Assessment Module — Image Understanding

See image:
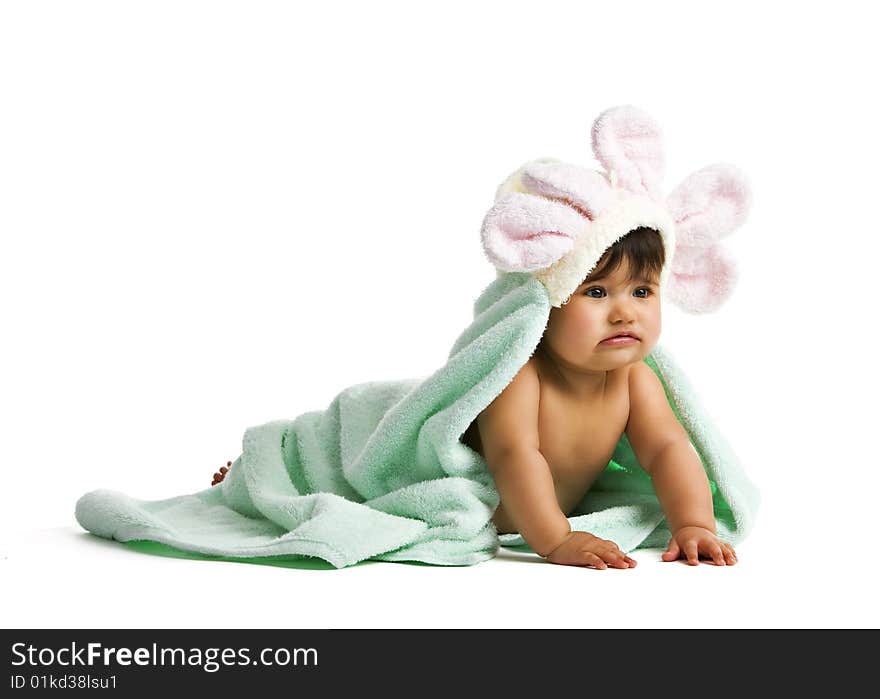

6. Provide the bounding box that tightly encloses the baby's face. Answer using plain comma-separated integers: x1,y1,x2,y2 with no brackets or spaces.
540,259,661,371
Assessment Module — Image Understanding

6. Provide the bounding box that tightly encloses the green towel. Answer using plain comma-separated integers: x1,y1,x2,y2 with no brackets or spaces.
74,272,759,568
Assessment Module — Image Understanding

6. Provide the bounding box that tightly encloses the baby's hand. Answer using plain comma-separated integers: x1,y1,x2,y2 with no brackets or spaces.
662,526,738,566
545,531,637,569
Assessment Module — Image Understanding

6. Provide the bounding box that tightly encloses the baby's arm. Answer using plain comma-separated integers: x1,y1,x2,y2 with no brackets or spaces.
626,361,737,565
478,362,570,557
479,362,635,569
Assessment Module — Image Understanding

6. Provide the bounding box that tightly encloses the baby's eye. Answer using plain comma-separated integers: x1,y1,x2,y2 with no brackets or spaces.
582,286,654,299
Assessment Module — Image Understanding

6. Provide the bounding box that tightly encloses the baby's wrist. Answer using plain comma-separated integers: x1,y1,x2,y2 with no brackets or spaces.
673,523,716,536
539,528,573,558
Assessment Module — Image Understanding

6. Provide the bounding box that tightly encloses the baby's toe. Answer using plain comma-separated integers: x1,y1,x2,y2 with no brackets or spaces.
211,461,233,486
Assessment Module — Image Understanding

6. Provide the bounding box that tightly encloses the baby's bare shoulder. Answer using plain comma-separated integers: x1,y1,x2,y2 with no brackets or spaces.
476,357,541,463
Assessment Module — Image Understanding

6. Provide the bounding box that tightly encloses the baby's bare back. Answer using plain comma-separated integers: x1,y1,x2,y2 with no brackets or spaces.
461,357,632,534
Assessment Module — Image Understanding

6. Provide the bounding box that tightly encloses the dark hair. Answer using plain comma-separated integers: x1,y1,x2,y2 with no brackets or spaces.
583,226,665,285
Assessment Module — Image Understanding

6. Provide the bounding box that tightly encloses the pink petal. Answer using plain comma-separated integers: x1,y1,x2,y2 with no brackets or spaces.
666,244,739,313
521,160,613,219
591,105,665,199
666,163,751,247
481,192,585,272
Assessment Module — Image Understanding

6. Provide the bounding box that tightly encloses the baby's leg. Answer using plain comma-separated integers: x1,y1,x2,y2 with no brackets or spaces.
211,461,233,486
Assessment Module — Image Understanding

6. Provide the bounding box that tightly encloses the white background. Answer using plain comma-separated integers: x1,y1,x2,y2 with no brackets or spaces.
2,0,878,628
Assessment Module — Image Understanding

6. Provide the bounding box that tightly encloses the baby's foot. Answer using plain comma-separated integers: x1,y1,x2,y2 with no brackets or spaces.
211,461,233,486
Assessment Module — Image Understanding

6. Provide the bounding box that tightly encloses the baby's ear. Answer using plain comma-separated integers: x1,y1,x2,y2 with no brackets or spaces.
664,163,751,314
481,192,587,272
520,160,613,219
591,105,665,199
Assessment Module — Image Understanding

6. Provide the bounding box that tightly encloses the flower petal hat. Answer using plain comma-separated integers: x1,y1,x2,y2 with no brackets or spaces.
480,105,752,312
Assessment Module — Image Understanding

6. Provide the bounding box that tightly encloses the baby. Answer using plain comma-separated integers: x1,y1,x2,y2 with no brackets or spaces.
212,225,738,569
203,106,751,570
461,226,738,570
211,228,737,569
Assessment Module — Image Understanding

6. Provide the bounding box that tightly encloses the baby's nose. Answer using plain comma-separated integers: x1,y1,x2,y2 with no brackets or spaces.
610,302,636,321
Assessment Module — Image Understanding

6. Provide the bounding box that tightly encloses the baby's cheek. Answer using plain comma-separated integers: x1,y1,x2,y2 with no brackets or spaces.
648,313,662,340
565,323,603,357
547,311,602,357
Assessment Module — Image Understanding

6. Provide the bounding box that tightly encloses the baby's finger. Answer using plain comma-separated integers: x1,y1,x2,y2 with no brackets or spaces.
582,552,607,570
594,541,625,562
601,551,630,569
597,539,622,555
624,555,637,567
684,540,699,565
723,545,737,565
709,544,726,566
662,539,680,562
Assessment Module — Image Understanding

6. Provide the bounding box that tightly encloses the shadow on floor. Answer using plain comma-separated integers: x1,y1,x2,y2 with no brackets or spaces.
121,539,451,570
121,540,341,570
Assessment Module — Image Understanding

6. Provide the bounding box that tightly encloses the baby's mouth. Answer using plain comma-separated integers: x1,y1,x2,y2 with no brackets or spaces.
599,333,640,346
601,332,640,341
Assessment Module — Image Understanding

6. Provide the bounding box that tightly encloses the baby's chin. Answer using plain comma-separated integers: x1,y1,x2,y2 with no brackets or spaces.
598,357,646,372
